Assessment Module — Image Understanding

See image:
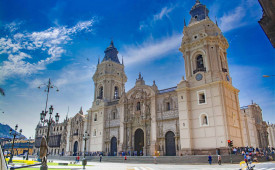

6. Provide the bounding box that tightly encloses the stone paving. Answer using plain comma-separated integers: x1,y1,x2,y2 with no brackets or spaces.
8,156,275,170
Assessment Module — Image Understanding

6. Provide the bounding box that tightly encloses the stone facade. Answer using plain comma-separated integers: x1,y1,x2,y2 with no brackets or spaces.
34,108,86,156
34,0,273,156
66,108,87,156
34,119,68,156
86,1,244,156
258,0,275,48
267,124,275,148
240,103,269,148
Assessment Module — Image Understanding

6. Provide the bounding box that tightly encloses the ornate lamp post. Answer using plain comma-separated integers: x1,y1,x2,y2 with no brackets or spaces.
38,78,59,126
26,137,31,160
40,105,59,170
38,78,59,170
82,131,90,169
8,124,22,164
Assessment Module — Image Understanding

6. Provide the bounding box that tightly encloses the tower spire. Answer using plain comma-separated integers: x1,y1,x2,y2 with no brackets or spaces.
122,56,124,65
79,106,83,115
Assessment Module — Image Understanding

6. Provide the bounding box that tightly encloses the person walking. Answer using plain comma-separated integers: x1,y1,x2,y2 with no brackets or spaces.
100,154,102,162
124,155,127,162
218,155,222,165
208,154,212,165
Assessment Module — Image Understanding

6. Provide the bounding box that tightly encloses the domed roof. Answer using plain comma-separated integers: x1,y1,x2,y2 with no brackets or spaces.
102,40,120,64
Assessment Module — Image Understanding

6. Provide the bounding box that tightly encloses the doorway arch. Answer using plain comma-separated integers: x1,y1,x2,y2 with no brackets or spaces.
134,128,144,156
73,141,78,156
110,137,117,156
165,131,176,156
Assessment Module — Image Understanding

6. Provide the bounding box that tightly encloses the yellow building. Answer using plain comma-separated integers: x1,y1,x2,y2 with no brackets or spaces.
3,139,34,156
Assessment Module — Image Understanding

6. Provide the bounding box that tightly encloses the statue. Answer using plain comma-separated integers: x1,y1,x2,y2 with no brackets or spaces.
40,137,48,170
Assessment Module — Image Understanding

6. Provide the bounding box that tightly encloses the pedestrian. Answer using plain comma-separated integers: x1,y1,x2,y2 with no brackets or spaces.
100,154,102,162
217,155,222,165
77,155,80,163
124,155,127,162
244,154,248,167
208,154,212,165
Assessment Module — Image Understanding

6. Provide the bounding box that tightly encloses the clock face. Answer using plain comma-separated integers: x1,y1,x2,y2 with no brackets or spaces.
226,75,230,81
196,73,203,81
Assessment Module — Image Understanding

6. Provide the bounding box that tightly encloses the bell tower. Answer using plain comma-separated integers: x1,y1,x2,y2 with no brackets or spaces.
177,0,243,155
92,40,127,104
87,41,127,153
180,0,231,84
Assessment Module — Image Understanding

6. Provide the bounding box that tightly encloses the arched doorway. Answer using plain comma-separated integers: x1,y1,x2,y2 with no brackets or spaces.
110,137,117,156
73,141,78,156
134,128,144,156
165,131,176,156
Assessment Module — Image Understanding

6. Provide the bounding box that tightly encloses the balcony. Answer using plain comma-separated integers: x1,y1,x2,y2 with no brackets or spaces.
193,67,206,74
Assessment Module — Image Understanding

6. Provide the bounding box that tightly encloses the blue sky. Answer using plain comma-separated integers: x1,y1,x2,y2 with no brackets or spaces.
0,0,274,138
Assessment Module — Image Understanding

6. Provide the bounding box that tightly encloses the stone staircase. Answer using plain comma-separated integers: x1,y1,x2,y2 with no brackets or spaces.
31,154,274,164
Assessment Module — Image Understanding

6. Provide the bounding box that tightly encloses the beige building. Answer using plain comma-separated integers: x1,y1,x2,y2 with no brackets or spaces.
86,1,243,156
267,123,275,148
34,119,68,156
34,0,273,156
66,107,87,156
240,103,269,149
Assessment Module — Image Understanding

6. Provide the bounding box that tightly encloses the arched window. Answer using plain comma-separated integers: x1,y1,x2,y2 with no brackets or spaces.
203,115,208,125
196,55,204,69
200,113,209,126
94,113,97,121
98,86,103,99
166,102,171,111
113,112,116,120
137,102,141,111
114,86,119,99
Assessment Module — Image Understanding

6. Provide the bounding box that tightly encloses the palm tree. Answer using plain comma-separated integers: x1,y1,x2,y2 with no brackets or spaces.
0,88,5,96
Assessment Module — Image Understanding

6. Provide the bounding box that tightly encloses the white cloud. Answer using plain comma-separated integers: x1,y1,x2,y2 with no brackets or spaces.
153,6,174,21
219,6,246,32
218,0,262,33
121,33,181,65
139,6,175,31
0,19,95,84
4,21,24,32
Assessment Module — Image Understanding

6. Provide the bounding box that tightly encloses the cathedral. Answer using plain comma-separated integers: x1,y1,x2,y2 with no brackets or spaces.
33,0,273,156
86,0,243,156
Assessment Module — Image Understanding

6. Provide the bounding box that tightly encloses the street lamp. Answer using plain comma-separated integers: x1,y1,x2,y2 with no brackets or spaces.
26,137,31,160
38,78,59,170
8,124,22,164
38,78,59,125
82,131,90,169
40,105,60,170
